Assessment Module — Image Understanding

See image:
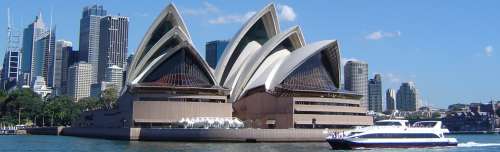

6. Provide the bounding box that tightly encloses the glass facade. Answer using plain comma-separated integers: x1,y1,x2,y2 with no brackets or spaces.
205,40,228,69
79,5,107,84
22,25,34,74
142,48,213,87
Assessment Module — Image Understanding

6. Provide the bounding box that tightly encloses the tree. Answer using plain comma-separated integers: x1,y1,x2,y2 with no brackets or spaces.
0,88,43,126
43,96,81,126
431,112,442,119
78,97,102,111
101,86,118,109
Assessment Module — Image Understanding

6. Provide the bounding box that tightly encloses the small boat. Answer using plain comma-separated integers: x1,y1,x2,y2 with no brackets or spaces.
326,120,458,150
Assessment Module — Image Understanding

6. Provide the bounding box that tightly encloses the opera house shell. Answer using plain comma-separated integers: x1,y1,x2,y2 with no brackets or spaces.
74,3,372,129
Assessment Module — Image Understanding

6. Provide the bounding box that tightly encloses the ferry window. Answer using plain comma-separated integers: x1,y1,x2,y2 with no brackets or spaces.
412,122,437,127
358,133,439,138
374,122,402,126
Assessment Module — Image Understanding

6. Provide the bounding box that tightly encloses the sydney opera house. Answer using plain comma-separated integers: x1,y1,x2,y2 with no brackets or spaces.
74,3,372,129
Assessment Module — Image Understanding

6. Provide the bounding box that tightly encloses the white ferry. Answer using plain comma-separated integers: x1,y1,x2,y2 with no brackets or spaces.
326,120,458,150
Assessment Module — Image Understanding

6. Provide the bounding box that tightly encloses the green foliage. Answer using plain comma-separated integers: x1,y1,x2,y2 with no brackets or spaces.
448,103,467,112
0,88,42,126
431,112,442,119
0,87,121,126
101,86,118,109
77,97,103,111
43,96,81,126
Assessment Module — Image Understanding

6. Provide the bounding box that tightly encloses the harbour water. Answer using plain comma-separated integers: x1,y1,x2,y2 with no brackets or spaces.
1,134,500,152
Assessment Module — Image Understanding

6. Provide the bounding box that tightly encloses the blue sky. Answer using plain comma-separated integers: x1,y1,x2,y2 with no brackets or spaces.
0,0,499,108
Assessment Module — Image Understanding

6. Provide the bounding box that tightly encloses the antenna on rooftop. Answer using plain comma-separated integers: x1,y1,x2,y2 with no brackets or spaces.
7,8,11,29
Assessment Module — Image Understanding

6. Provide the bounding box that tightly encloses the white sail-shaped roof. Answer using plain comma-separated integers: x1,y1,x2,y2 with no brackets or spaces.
127,3,190,83
229,26,305,101
266,40,341,91
240,49,290,97
130,26,191,83
214,3,280,86
132,41,217,86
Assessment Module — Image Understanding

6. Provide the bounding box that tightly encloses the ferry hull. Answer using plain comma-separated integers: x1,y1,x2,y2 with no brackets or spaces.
327,139,458,150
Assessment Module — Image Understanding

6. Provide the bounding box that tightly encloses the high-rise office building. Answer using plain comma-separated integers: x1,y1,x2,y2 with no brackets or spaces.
126,54,134,71
386,88,396,112
97,16,128,83
396,82,421,111
2,9,21,90
2,50,20,90
79,5,107,84
105,65,124,94
68,62,92,102
124,54,134,87
205,40,229,69
368,74,382,112
55,40,72,95
22,13,47,86
32,29,55,87
344,60,368,110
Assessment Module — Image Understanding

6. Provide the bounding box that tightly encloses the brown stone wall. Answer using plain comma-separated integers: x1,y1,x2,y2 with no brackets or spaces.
234,92,294,129
132,101,233,123
235,92,374,129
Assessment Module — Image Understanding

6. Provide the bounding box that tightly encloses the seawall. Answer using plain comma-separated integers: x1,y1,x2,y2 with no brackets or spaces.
27,127,332,142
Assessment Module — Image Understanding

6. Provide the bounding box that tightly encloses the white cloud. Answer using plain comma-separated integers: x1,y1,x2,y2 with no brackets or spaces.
184,1,220,16
208,11,256,24
278,4,296,21
365,31,401,40
485,45,493,57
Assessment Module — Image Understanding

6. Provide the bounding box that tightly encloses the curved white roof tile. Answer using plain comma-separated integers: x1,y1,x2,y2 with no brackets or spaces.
240,49,290,98
223,41,262,88
229,26,305,101
130,26,191,81
267,40,340,91
127,4,190,83
132,41,216,85
214,3,279,86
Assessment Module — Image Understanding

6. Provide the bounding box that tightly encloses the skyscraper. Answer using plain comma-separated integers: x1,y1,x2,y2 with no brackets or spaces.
21,13,47,86
2,8,21,90
79,5,107,84
344,60,368,110
396,82,421,111
55,40,72,95
97,16,128,83
368,74,382,112
32,28,55,87
105,65,124,94
68,62,92,102
126,54,134,71
386,88,396,112
1,50,20,90
205,40,229,69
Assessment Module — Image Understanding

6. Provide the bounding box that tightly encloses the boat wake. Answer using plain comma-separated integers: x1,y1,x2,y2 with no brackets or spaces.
458,141,500,147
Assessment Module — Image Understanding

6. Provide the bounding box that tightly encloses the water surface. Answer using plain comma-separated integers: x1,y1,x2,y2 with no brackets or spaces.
1,134,500,152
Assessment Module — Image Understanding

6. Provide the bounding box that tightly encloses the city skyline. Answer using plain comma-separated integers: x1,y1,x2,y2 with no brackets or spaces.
1,1,500,107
